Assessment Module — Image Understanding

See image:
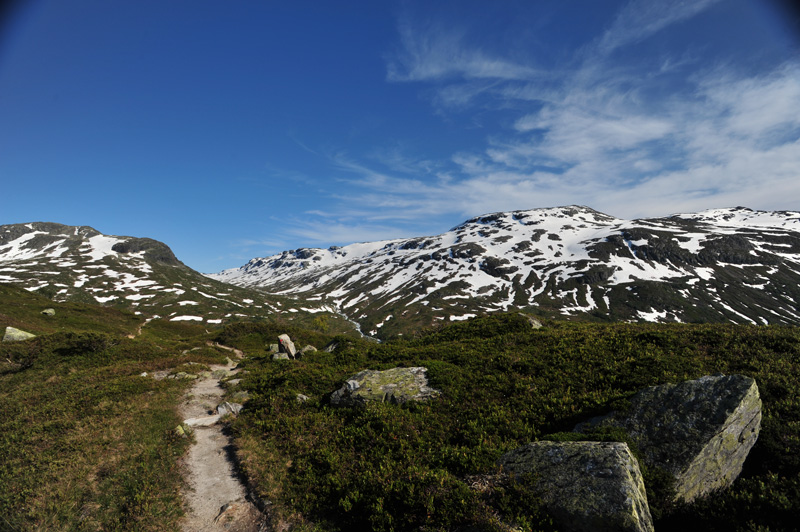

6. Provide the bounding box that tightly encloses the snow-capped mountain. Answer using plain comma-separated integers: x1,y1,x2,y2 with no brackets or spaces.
210,206,800,338
0,222,324,327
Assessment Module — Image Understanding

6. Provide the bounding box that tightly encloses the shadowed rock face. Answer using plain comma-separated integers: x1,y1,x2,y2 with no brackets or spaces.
498,441,653,532
329,367,440,407
579,374,761,502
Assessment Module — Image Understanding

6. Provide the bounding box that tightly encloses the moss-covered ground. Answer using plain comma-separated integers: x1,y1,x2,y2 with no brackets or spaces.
223,316,800,531
3,283,799,531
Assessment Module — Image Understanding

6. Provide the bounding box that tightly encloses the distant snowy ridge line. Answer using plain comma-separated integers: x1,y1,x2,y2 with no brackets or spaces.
209,206,800,337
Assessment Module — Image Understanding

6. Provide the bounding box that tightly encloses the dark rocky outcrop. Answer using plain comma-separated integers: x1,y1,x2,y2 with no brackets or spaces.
111,237,182,265
329,367,440,407
577,374,761,502
498,441,653,532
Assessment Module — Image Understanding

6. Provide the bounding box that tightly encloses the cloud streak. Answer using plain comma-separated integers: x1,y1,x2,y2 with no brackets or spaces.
289,0,799,245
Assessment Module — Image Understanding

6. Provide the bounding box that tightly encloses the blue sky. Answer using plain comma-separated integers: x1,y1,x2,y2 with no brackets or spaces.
1,0,798,273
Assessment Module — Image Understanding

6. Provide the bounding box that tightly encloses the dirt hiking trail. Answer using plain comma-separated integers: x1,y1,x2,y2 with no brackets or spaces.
179,352,264,532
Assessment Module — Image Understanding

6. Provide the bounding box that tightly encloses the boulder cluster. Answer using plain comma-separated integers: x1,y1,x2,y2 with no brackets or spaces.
270,334,317,360
500,374,761,531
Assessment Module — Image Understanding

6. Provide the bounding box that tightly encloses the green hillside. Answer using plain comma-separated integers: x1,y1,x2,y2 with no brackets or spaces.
223,316,800,531
2,286,799,531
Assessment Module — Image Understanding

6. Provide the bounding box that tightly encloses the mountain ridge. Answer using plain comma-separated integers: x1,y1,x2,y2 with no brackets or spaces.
210,205,800,338
0,221,348,332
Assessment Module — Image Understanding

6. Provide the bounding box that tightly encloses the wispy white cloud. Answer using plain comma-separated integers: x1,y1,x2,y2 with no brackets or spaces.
595,0,724,56
386,19,540,83
287,1,799,246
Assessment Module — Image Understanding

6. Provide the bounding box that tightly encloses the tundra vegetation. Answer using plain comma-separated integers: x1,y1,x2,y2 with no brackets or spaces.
1,283,799,531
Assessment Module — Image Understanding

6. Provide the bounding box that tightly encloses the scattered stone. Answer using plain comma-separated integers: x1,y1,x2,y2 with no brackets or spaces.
499,441,653,532
171,372,199,380
229,390,250,402
330,367,440,407
518,313,542,329
3,327,36,342
212,369,230,379
140,372,148,377
278,334,297,358
213,499,264,530
184,414,221,428
296,393,309,403
300,345,317,354
267,343,279,353
217,401,243,417
272,353,291,361
577,374,761,503
174,424,193,437
41,308,56,316
322,340,339,353
226,378,242,387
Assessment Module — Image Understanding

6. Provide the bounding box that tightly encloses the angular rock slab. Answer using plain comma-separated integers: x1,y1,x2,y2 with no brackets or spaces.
278,334,297,357
499,441,653,532
3,326,36,342
580,374,761,502
330,367,440,407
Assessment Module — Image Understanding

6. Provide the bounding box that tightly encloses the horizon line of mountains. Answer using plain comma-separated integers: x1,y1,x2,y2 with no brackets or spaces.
2,205,799,339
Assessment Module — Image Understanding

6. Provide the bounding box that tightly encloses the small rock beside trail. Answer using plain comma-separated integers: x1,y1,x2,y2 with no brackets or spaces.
499,441,653,532
217,401,243,417
3,326,37,342
577,374,761,502
41,308,56,316
184,415,222,428
330,367,440,407
278,334,297,358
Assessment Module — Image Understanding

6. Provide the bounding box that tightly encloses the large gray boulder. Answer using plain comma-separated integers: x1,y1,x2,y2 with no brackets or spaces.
3,327,37,342
329,367,440,407
498,441,653,532
578,374,761,502
278,334,297,358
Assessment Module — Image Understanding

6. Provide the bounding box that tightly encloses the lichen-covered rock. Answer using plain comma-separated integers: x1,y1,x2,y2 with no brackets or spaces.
41,308,56,316
300,345,317,356
272,353,291,361
3,327,36,342
278,334,297,357
329,367,440,407
498,441,653,532
578,374,761,502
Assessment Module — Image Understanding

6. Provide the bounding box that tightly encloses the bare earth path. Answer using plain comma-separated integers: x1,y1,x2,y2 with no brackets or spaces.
179,353,263,532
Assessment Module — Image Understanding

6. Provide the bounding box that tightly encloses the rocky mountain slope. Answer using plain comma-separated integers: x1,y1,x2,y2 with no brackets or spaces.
211,206,800,338
0,222,334,328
